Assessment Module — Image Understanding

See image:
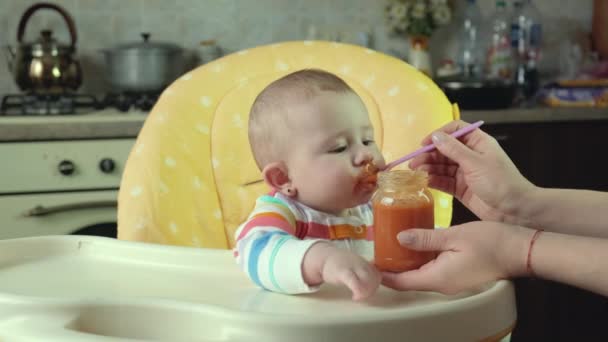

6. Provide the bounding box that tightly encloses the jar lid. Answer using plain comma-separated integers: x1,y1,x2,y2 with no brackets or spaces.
377,170,429,190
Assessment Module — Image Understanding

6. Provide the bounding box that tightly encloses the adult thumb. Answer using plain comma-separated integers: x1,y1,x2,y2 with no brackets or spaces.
397,229,449,252
431,131,478,168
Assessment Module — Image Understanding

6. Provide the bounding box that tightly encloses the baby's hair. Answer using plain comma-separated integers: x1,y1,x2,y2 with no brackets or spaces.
248,69,355,169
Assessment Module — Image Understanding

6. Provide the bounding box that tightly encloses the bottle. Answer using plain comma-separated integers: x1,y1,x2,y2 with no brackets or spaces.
197,39,223,65
408,36,433,77
457,0,483,78
485,0,514,81
511,0,542,100
373,170,436,272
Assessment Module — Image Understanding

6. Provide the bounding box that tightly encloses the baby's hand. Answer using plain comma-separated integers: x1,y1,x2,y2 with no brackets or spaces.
302,243,381,300
321,248,381,301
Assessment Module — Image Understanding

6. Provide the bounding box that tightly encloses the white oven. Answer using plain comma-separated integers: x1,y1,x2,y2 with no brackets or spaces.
0,138,135,239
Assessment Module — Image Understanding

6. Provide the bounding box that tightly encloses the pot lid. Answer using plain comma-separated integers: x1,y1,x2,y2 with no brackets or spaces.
112,33,181,53
29,30,74,56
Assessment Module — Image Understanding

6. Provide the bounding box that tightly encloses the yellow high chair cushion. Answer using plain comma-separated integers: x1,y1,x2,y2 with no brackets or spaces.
117,41,459,249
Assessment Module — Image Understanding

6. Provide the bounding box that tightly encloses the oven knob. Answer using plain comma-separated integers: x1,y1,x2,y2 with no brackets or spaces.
58,160,75,176
99,158,116,173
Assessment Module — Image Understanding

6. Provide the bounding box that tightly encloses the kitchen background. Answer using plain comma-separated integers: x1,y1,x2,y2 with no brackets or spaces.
0,0,594,96
0,1,607,341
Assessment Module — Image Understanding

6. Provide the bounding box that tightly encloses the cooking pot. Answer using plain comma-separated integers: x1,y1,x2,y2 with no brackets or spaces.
4,2,82,94
103,33,185,93
437,77,516,110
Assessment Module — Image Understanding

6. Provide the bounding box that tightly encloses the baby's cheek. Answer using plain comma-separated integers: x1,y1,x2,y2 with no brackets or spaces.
318,173,349,194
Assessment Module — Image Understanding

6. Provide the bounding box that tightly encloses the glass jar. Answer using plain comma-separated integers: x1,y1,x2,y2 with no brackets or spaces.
372,170,436,272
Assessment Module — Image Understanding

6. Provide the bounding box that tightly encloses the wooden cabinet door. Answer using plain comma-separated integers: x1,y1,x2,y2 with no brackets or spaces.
452,119,608,341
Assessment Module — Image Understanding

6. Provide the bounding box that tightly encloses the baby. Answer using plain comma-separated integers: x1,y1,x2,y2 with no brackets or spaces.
234,69,386,300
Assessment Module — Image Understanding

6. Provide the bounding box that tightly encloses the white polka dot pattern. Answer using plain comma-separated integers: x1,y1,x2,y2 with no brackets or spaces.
193,176,202,189
159,181,169,194
417,82,430,92
164,157,176,168
232,114,244,128
388,85,400,97
196,123,210,135
339,65,352,75
134,143,144,155
275,60,289,71
155,112,167,123
130,186,142,198
211,63,225,73
200,96,213,108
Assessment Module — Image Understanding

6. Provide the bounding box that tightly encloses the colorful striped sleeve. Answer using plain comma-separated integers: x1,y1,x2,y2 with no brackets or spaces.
233,195,321,294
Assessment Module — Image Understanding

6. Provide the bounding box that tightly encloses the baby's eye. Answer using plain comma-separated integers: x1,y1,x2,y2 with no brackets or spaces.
363,139,375,146
328,145,347,153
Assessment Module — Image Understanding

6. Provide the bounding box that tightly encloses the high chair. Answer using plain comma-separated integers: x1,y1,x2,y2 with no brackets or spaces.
0,41,515,341
117,40,460,248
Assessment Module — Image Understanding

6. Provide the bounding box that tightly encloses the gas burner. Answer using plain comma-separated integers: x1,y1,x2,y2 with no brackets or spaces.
102,92,159,112
0,93,103,116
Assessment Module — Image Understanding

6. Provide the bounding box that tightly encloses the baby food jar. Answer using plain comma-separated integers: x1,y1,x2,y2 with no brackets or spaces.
372,170,436,272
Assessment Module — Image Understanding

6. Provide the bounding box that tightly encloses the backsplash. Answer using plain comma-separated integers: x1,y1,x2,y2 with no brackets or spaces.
0,0,593,95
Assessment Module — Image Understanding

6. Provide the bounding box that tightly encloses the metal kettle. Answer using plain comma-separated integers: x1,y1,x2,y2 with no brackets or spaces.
4,2,82,94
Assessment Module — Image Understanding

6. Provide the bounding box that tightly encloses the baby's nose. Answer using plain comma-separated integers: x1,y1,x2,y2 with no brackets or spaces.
354,149,373,166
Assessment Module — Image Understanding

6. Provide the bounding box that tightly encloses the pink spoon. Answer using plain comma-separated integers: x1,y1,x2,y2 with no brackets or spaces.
382,120,484,171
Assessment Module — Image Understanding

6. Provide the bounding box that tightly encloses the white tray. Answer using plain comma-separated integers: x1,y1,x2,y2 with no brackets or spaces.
0,236,516,341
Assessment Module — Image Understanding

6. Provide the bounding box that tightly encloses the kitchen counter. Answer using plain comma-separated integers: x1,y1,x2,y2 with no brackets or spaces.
1,107,607,142
461,106,608,124
0,109,147,142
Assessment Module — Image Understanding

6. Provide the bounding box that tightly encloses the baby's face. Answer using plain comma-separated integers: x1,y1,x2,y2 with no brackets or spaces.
285,91,385,214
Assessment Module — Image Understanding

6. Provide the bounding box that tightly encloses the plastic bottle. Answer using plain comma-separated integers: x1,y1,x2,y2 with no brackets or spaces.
457,0,484,78
485,0,514,81
511,0,542,99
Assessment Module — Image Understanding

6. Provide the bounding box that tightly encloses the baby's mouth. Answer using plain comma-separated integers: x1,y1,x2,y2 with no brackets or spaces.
357,162,379,191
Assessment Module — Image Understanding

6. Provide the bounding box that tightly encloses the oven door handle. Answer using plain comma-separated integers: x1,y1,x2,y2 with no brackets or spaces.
22,200,118,217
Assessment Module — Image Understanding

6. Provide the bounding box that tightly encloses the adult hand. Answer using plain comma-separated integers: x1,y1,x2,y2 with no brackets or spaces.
410,120,535,224
382,222,533,294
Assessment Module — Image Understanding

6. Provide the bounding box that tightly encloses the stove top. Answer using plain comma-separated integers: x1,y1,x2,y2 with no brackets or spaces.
0,92,160,116
102,92,160,112
0,94,103,116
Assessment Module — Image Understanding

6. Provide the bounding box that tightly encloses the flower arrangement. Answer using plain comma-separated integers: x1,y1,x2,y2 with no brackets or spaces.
385,0,452,37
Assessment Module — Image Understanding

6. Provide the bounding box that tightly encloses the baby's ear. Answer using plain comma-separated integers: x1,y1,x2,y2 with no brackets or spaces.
262,162,294,197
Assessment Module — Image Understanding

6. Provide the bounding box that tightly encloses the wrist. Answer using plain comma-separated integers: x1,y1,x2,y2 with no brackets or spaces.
504,226,537,278
301,242,335,285
507,184,544,227
525,229,544,278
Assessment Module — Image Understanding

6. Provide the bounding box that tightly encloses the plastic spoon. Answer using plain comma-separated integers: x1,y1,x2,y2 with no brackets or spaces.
382,120,484,171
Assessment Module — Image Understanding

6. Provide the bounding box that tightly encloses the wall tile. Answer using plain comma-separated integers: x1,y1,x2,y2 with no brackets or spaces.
0,0,595,95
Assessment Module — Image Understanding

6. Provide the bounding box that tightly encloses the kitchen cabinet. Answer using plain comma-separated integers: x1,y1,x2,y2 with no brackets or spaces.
452,118,608,341
0,113,141,240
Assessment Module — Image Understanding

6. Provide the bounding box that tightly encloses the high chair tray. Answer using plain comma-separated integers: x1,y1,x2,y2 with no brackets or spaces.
0,235,515,341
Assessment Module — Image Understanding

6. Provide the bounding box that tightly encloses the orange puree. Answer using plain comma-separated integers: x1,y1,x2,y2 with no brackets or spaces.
373,201,436,272
361,162,379,185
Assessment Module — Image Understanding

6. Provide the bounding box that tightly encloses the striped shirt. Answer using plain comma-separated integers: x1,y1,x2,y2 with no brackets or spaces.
234,192,373,294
